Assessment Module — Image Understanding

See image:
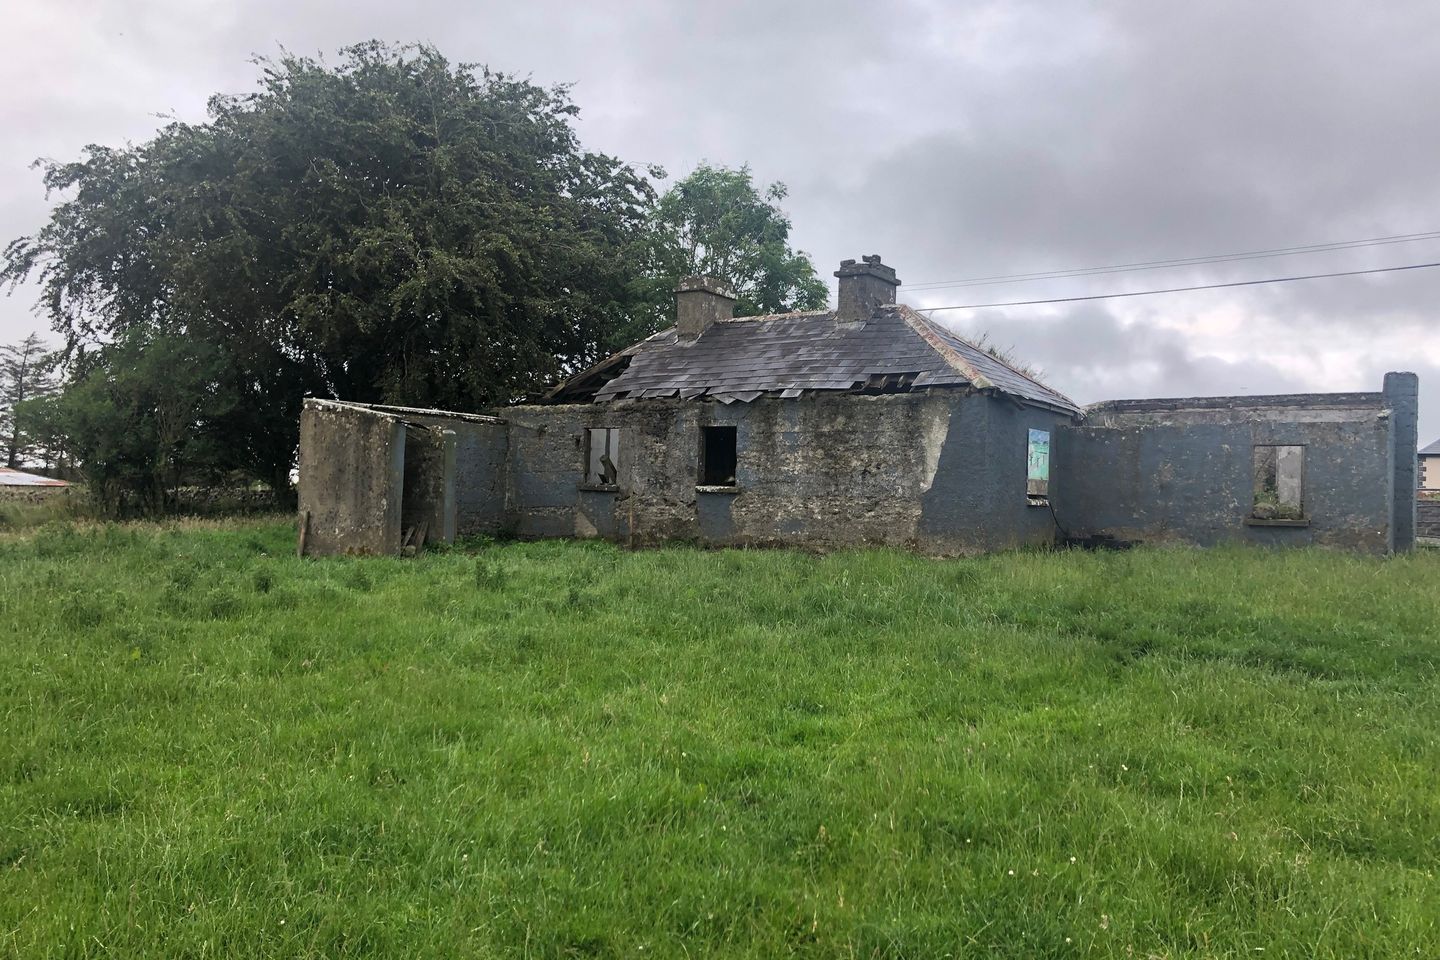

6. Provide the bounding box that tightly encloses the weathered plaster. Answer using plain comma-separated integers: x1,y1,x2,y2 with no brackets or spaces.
500,392,1063,552
1053,398,1398,553
296,377,1418,557
298,401,406,555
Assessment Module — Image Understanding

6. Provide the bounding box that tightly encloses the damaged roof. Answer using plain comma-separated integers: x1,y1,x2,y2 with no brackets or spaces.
548,303,1080,415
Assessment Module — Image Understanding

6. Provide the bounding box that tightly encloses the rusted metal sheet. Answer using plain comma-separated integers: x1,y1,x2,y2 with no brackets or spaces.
0,468,69,487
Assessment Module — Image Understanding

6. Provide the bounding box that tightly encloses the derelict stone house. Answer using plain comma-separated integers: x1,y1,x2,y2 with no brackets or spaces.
297,256,1419,556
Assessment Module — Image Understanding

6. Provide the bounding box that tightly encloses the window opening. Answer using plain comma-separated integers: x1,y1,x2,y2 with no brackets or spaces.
584,427,620,486
1027,428,1050,500
1252,445,1303,519
699,425,738,487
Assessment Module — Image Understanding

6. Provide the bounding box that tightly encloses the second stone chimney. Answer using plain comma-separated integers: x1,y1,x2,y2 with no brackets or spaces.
834,255,900,322
675,276,737,341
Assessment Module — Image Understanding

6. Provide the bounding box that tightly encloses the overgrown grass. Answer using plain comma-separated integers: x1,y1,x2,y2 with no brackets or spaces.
0,497,91,531
2,521,1438,958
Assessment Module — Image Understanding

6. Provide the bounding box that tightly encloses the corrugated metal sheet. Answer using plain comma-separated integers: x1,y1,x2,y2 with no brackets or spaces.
556,303,1079,415
0,468,69,487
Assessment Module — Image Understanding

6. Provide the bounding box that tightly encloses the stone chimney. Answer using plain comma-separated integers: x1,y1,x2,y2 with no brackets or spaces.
834,255,900,322
675,276,737,341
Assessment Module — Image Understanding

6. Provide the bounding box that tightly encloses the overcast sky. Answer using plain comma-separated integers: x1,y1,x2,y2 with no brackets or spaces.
4,0,1439,438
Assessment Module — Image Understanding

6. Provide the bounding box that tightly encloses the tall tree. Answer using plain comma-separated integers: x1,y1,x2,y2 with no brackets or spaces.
0,333,59,468
638,164,828,327
2,42,656,495
18,332,227,513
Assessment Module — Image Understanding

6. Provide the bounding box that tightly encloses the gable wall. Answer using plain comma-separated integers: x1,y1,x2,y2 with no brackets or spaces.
920,398,1064,551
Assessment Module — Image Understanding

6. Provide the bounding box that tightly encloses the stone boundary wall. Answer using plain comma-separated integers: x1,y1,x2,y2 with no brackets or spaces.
0,485,70,504
170,488,288,514
1418,500,1440,539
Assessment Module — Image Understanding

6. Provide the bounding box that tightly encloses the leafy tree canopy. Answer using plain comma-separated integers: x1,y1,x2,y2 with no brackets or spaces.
3,42,657,492
20,332,228,513
2,46,833,510
642,163,828,321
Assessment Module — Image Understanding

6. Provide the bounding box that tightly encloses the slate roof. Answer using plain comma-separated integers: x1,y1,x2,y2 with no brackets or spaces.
549,303,1080,415
1420,438,1440,456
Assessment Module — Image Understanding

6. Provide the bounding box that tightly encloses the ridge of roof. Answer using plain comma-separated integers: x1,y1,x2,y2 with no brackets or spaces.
897,305,1083,407
894,304,1080,414
892,305,993,390
716,308,833,323
541,328,668,401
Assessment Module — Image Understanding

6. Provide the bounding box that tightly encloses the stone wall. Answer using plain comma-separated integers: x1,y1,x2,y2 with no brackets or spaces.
502,392,1070,552
297,381,1416,557
354,406,507,538
1052,393,1398,554
171,487,286,514
1418,500,1440,540
0,485,70,504
297,400,406,555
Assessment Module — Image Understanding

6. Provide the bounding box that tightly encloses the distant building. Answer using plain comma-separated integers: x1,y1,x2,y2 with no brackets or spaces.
0,467,70,503
1420,438,1440,491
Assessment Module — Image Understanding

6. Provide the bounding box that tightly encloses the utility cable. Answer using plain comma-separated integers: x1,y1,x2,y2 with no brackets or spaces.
906,230,1440,291
917,260,1440,313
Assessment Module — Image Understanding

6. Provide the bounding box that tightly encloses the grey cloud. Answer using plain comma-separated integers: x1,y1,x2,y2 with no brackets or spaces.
2,0,1438,436
940,303,1312,406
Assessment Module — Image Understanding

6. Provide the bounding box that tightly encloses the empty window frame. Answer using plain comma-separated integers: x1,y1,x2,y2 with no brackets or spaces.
1026,428,1051,500
699,425,738,487
1252,444,1304,520
584,427,620,487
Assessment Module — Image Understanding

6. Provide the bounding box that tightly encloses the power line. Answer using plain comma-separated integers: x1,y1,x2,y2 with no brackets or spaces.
917,260,1440,313
905,230,1440,291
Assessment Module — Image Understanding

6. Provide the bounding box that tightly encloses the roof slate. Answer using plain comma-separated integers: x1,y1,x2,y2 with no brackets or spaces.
555,304,1079,414
1420,438,1440,456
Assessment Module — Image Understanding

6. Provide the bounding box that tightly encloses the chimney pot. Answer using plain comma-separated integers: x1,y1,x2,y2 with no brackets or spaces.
675,276,737,340
834,255,900,322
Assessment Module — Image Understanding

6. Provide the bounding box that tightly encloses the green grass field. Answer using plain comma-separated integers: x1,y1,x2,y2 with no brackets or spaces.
2,520,1438,958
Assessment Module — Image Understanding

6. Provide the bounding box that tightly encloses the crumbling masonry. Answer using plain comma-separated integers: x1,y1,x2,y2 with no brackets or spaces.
297,257,1419,556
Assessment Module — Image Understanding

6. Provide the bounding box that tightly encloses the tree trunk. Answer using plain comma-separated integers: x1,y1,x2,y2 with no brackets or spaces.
271,463,297,510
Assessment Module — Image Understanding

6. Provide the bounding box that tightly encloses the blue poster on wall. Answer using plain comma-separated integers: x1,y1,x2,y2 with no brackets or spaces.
1027,429,1050,495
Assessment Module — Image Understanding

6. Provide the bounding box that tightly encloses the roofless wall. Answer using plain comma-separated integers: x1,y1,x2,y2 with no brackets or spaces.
1050,374,1417,554
297,400,508,556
